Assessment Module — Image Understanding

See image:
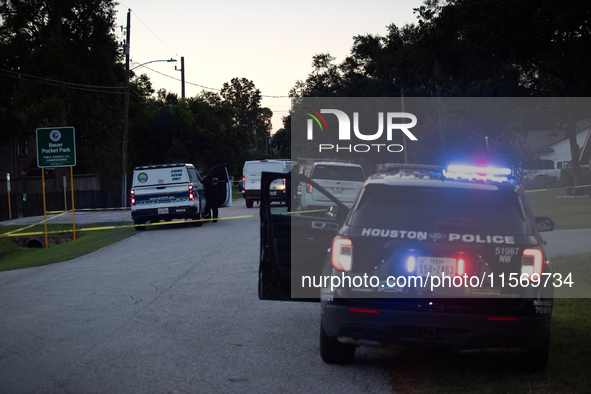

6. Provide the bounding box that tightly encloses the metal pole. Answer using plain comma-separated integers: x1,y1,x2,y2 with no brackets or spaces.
42,170,48,248
70,166,76,242
63,175,67,212
6,173,11,220
181,57,185,99
121,8,131,208
401,88,408,164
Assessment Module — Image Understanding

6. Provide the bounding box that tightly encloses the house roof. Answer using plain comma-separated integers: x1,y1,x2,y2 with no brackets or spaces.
524,120,591,154
523,130,565,153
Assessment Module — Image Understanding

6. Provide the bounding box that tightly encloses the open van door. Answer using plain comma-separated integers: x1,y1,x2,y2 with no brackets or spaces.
258,172,349,302
206,163,232,207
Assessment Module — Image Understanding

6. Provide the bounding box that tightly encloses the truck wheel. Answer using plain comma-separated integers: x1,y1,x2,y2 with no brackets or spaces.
134,219,146,231
192,212,203,227
517,333,550,372
320,323,355,364
246,199,253,208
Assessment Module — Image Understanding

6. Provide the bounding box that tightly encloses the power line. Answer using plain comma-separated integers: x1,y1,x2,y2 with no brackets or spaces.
0,69,126,94
130,10,178,57
137,66,290,98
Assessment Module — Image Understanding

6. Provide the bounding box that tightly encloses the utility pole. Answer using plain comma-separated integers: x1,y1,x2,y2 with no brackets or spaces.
121,9,131,207
401,88,408,164
176,56,185,98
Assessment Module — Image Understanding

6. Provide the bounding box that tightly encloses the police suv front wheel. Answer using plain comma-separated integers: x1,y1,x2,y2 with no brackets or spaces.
320,324,355,364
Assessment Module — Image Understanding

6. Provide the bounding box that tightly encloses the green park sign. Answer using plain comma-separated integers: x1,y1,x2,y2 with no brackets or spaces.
36,127,76,168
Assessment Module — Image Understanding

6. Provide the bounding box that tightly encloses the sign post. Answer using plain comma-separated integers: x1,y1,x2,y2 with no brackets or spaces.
6,173,11,220
36,127,77,247
63,175,67,212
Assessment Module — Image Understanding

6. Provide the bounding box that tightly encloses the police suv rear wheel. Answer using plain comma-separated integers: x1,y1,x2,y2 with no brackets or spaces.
517,333,550,372
192,212,203,227
246,199,253,208
320,324,355,364
133,219,145,231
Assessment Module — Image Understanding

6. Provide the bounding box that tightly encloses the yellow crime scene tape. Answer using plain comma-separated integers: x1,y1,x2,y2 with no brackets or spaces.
0,211,261,238
2,184,589,239
524,183,591,193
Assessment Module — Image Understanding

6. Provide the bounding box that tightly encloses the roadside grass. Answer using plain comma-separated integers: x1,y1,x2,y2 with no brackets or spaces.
232,190,243,200
553,253,591,298
526,188,591,230
0,222,136,271
387,298,591,394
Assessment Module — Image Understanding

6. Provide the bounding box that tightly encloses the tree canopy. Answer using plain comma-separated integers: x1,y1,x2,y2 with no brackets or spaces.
1,2,272,205
290,0,591,184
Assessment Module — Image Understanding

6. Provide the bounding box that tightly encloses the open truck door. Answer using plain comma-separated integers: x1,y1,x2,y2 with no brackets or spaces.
258,172,349,302
206,163,232,208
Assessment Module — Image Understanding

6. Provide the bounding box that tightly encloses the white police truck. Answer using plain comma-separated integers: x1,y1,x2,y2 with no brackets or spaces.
131,163,230,229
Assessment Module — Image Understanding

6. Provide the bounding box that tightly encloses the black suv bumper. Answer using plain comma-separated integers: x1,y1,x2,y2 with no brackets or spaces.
321,301,550,350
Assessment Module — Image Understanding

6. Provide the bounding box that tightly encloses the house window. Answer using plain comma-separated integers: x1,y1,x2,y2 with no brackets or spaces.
17,143,27,156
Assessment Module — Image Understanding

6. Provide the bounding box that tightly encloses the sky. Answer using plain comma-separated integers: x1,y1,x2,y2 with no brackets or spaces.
114,0,426,132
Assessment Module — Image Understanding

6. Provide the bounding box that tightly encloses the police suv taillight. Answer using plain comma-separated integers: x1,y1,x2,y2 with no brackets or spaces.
521,248,544,280
130,189,135,206
331,237,353,271
188,184,194,201
306,181,313,194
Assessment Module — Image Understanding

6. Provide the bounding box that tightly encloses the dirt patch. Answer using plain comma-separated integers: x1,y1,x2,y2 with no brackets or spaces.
5,232,82,248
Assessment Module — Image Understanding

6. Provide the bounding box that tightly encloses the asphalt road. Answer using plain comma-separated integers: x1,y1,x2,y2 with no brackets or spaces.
1,202,589,393
0,202,395,394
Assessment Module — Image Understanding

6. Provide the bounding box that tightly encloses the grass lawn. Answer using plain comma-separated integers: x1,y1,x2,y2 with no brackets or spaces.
526,188,591,230
0,222,136,271
387,297,591,394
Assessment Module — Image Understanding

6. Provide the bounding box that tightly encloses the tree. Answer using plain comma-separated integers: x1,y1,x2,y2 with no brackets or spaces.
290,53,344,97
271,114,291,158
290,0,591,177
0,0,124,200
220,77,271,159
420,0,591,184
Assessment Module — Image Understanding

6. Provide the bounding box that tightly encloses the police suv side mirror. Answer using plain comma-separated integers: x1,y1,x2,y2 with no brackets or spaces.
535,217,555,232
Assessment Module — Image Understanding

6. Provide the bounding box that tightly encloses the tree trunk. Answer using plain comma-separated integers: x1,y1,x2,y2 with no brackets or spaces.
565,95,582,188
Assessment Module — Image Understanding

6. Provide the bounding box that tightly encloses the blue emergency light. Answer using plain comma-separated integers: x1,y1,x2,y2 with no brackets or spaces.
443,164,513,183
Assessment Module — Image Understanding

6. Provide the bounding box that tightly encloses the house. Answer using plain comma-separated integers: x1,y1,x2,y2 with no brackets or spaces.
523,122,591,178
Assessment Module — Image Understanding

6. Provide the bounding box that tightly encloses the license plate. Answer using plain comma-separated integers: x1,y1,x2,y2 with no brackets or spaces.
332,187,343,194
270,191,277,196
176,208,185,213
158,208,169,214
417,257,456,277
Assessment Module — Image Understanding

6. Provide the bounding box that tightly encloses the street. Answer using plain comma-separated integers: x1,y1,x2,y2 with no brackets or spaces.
0,203,394,393
1,202,589,393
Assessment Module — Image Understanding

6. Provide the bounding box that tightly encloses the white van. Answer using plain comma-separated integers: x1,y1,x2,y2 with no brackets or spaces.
242,159,293,208
131,163,231,229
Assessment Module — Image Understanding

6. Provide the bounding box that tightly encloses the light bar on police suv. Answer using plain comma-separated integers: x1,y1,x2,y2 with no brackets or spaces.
443,164,512,183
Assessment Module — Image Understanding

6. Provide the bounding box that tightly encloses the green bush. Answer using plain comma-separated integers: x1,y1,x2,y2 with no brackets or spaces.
523,166,591,191
561,166,591,186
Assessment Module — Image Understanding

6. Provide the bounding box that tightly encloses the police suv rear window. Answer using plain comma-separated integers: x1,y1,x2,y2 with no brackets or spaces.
350,184,527,235
311,165,365,182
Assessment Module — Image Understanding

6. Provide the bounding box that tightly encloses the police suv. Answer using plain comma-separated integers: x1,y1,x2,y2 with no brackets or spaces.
131,163,231,229
258,164,555,372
